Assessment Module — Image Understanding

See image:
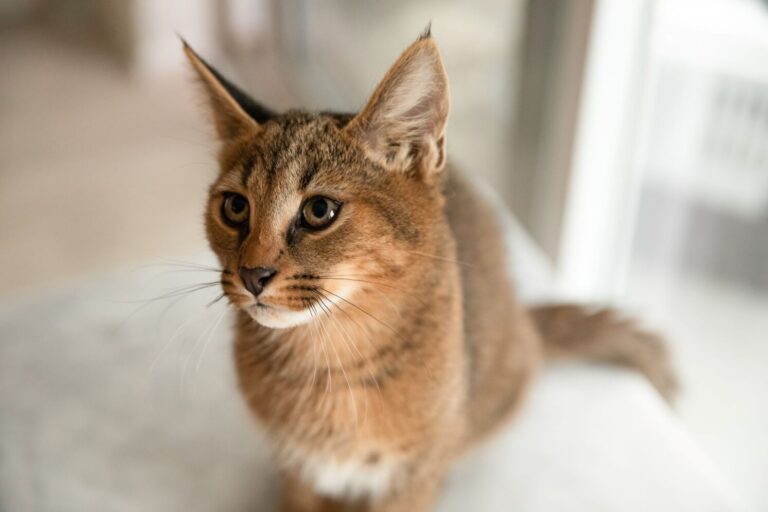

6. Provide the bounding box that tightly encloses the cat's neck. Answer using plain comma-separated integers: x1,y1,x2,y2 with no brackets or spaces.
282,282,424,372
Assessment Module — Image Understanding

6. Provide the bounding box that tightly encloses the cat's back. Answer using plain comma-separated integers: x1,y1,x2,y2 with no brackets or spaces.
443,166,541,442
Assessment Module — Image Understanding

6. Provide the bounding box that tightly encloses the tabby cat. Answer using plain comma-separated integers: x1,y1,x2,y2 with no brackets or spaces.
183,28,676,512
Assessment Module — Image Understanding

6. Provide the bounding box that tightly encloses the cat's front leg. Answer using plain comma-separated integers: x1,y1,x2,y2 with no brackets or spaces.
278,469,444,512
368,472,444,512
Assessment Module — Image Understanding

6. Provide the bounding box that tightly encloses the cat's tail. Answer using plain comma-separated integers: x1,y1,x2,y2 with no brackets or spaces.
530,304,678,403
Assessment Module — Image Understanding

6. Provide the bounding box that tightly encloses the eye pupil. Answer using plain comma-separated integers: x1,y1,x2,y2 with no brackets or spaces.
231,196,246,213
311,198,328,218
222,193,250,227
300,196,340,230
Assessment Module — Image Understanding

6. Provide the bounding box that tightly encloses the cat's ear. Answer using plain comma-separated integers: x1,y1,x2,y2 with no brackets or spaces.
346,28,450,178
182,40,274,141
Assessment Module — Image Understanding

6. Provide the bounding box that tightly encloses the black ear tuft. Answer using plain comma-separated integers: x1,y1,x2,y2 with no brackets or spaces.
181,37,274,125
418,22,433,41
199,57,274,124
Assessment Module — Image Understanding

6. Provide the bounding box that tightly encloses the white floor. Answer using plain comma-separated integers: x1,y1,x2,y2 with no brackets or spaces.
626,267,768,511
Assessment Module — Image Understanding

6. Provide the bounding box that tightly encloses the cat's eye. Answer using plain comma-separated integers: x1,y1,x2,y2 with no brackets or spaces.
222,193,250,227
300,196,341,230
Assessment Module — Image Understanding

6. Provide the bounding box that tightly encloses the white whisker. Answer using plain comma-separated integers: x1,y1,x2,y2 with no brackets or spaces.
195,308,228,371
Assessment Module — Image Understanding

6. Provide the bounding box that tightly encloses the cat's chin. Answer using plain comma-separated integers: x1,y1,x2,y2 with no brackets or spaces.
246,303,314,329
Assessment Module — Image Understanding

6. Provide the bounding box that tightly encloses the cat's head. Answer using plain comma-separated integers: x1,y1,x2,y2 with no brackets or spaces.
184,29,450,329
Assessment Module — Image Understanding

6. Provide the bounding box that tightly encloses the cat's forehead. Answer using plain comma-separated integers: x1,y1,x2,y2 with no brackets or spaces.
217,112,360,196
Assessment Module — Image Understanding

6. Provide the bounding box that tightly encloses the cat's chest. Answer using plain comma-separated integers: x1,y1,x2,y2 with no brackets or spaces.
302,451,398,498
284,443,401,499
267,401,404,498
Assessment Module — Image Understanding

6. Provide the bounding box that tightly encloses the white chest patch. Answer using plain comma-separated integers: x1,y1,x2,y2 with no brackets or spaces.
298,453,397,499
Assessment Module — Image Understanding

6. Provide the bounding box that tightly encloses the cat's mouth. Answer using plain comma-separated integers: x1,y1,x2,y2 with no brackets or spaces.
226,274,360,329
249,298,297,314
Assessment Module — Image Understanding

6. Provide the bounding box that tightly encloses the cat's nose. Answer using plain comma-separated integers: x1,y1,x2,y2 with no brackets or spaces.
239,266,277,297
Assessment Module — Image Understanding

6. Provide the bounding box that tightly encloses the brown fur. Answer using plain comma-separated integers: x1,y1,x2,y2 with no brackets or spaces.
530,304,678,402
182,31,677,512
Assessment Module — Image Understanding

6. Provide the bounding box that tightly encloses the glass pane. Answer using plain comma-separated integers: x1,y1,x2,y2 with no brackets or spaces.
625,0,768,507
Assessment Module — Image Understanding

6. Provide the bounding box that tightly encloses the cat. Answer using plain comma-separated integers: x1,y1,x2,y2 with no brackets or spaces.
182,27,677,512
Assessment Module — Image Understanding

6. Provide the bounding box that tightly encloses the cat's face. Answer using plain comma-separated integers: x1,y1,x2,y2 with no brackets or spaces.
185,34,449,328
205,114,441,328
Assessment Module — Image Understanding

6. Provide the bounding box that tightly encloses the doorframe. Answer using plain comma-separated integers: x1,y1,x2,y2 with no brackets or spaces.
554,0,656,300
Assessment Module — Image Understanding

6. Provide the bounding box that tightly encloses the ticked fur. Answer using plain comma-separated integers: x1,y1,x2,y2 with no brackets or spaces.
184,30,677,512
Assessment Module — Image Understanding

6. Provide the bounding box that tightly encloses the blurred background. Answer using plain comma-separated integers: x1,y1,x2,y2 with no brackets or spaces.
1,0,767,510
